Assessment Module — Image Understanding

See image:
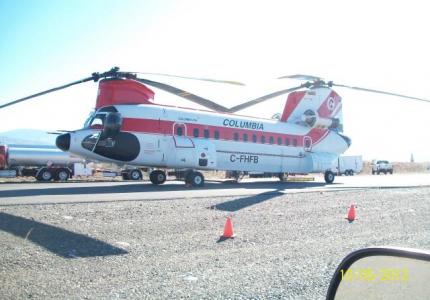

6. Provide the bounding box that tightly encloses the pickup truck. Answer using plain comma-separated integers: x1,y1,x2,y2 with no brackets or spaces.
371,160,393,175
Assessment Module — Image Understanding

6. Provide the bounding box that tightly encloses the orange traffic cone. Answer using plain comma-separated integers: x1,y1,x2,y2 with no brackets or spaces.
222,216,235,238
346,204,356,221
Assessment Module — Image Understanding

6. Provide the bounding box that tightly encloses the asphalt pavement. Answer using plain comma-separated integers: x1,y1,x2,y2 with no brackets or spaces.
1,173,430,206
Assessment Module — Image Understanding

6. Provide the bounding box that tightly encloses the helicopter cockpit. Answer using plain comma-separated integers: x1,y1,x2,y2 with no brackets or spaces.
84,112,106,129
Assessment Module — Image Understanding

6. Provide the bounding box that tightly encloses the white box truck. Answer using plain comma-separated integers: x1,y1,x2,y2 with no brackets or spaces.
332,155,363,176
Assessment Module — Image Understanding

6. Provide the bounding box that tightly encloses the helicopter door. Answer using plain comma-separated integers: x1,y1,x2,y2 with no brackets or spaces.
172,123,194,148
303,136,312,152
170,123,197,168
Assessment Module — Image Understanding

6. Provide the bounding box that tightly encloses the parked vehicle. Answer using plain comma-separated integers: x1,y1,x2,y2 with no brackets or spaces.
0,144,89,181
332,155,363,176
371,160,393,175
120,167,147,180
0,144,148,182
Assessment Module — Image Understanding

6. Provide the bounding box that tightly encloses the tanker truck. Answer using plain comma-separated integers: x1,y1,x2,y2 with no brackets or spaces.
0,144,91,181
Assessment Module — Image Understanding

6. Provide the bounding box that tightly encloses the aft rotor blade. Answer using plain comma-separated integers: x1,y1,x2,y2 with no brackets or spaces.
228,85,305,112
130,72,245,86
278,74,322,82
136,78,230,112
0,76,95,110
333,83,430,103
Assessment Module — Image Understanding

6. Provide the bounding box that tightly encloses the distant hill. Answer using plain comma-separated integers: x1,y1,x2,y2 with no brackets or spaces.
0,129,57,146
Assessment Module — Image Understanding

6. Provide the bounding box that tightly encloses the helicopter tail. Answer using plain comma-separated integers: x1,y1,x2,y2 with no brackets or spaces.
280,87,343,132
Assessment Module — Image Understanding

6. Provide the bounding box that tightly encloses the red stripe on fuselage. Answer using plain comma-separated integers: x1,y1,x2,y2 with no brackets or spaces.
121,117,329,148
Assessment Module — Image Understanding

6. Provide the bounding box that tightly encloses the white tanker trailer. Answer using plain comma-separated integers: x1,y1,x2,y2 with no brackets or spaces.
0,144,90,181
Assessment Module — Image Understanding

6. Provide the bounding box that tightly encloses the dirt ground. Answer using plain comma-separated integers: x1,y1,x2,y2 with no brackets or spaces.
1,184,429,299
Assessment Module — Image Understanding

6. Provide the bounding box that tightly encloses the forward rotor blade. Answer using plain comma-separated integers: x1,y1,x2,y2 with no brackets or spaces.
136,78,230,112
0,76,95,110
333,83,430,103
0,67,121,110
130,72,245,86
228,85,305,112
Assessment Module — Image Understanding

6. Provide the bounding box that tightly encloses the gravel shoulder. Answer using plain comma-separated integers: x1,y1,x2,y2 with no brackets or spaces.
1,187,429,299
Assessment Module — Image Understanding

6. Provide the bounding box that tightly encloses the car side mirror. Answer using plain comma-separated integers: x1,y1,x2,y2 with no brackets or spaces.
326,247,430,300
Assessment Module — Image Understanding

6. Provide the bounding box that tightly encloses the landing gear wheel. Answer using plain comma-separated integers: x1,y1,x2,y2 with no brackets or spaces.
37,168,53,182
187,171,204,187
324,171,335,184
149,170,166,185
278,173,288,182
233,171,244,183
54,168,70,181
129,169,142,180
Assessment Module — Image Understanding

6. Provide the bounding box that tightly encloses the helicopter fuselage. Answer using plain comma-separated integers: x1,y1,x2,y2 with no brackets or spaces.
56,102,350,175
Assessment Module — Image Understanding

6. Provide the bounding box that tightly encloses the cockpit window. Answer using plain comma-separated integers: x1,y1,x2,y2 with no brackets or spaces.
91,117,104,127
84,113,106,129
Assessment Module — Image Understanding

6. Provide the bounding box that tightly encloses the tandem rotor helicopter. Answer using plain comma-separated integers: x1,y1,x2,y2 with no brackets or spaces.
1,67,429,186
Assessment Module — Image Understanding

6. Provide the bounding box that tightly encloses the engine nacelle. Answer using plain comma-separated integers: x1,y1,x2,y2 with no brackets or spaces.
301,109,340,129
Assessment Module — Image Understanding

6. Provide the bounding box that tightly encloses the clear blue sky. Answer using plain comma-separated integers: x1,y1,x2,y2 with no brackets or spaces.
1,0,430,162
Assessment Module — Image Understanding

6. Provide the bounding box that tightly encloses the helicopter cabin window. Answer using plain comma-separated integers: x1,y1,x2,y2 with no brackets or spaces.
277,137,282,145
193,128,199,138
261,136,266,144
204,129,210,139
252,134,257,143
285,138,290,146
234,132,239,141
292,138,297,146
176,127,183,136
269,136,274,144
243,133,248,142
304,137,312,148
214,130,220,140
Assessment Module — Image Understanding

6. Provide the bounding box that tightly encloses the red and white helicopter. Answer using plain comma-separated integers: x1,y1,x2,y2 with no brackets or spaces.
2,67,429,186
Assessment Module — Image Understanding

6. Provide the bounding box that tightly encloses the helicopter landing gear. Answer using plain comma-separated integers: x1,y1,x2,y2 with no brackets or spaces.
225,170,245,183
185,170,205,187
324,171,335,184
149,170,167,185
278,172,288,182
